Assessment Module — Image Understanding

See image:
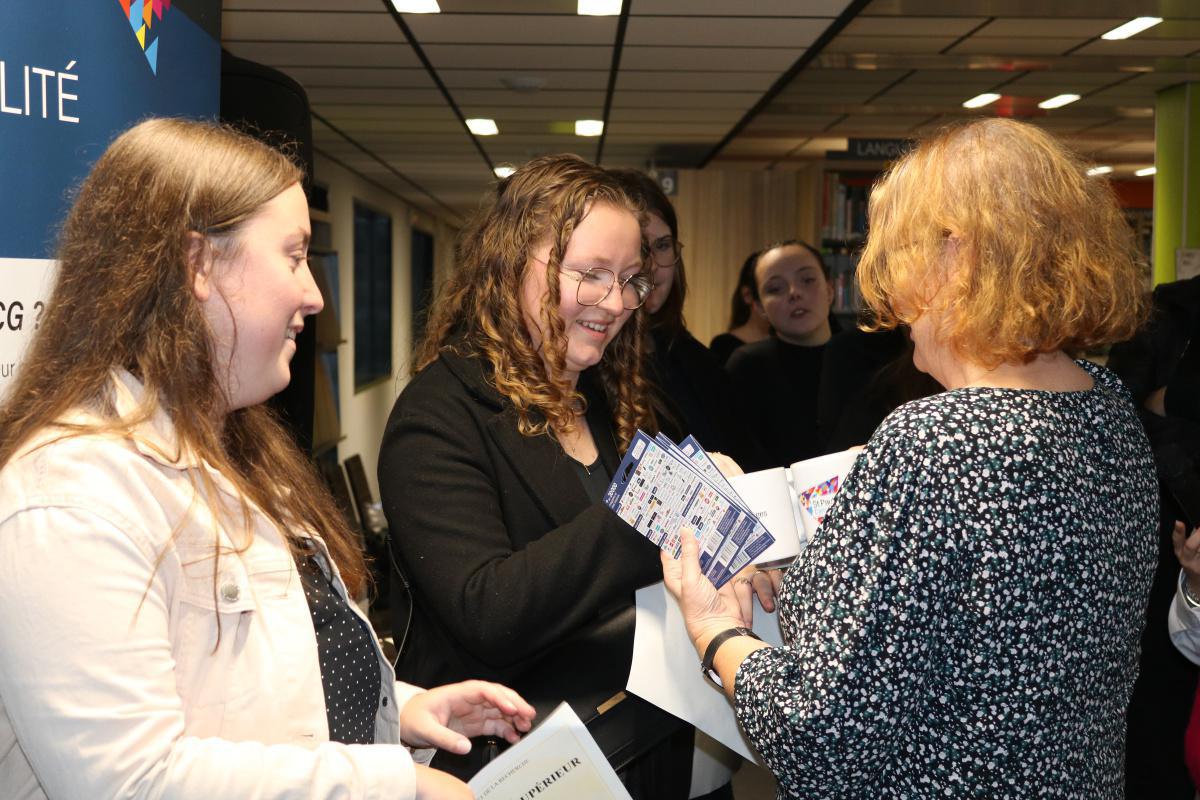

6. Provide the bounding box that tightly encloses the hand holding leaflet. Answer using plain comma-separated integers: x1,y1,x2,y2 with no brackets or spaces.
604,431,774,588
467,703,632,800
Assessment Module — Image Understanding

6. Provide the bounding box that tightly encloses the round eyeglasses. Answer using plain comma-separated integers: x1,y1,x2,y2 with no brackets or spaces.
647,236,683,268
562,267,653,310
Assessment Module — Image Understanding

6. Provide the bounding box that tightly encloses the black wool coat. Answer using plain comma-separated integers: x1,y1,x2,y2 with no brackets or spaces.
378,347,665,721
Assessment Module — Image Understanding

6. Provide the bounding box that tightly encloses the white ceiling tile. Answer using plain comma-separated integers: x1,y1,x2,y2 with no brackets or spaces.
313,105,461,122
1127,19,1200,38
423,44,611,70
973,18,1126,37
827,114,933,131
453,89,607,107
616,71,777,92
621,46,801,72
441,105,604,121
1075,39,1200,57
1001,72,1129,89
222,11,404,43
625,16,827,48
278,67,435,89
633,0,851,15
440,69,609,90
404,14,616,45
825,35,959,54
225,0,380,10
902,69,1013,86
722,138,804,156
608,107,743,124
1126,71,1200,88
846,16,989,36
747,114,847,131
313,119,463,135
793,68,912,85
223,41,419,68
792,136,849,153
611,91,760,110
307,87,447,105
949,37,1080,56
775,86,881,104
602,121,731,135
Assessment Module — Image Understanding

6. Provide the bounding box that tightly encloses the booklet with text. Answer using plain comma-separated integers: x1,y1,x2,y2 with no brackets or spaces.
728,449,860,567
468,702,632,800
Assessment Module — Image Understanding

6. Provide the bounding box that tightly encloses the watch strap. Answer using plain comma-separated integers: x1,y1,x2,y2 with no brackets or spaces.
701,627,761,688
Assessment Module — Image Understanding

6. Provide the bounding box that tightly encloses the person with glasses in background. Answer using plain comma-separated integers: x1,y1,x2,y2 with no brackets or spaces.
378,155,694,797
611,169,768,476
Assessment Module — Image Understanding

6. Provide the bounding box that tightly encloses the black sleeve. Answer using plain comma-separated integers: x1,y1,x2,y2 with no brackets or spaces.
708,333,741,366
377,383,662,671
1107,289,1188,407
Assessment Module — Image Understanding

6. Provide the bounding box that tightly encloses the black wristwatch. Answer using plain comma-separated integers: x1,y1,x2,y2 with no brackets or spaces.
701,627,761,688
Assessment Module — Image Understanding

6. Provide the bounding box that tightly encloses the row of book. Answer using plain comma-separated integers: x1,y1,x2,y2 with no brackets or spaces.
820,171,870,242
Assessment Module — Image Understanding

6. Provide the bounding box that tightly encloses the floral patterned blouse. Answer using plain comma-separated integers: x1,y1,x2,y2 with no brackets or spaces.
735,361,1158,798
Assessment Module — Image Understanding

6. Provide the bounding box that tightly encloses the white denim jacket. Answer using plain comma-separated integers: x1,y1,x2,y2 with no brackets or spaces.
0,371,433,799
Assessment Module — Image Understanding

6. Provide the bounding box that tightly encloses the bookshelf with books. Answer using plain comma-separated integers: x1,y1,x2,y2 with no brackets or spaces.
819,170,878,322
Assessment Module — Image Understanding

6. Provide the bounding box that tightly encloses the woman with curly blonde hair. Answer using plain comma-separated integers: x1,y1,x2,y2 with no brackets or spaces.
664,118,1159,798
379,154,693,796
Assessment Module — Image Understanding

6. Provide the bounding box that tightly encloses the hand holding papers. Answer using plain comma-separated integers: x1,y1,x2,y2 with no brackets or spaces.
468,703,632,800
628,582,783,764
604,431,860,582
603,431,775,588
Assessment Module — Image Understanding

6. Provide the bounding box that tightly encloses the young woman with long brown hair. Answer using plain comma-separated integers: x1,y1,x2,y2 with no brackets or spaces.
0,118,532,800
378,154,694,797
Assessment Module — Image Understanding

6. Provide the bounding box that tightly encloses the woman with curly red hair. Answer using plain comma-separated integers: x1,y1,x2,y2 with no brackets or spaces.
665,118,1157,798
378,154,691,796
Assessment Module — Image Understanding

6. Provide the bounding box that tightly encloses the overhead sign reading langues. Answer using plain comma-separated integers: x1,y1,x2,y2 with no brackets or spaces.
827,138,912,161
0,0,220,398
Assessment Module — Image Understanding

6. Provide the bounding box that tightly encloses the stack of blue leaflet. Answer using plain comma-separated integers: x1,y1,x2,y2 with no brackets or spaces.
603,431,775,588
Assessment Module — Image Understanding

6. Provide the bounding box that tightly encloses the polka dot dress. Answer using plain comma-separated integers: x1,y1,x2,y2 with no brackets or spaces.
734,361,1158,798
295,539,380,745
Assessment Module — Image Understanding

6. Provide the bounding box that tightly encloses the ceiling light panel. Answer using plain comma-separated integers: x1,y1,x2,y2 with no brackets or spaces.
578,0,621,15
465,118,499,135
962,93,1001,109
1038,94,1081,110
1101,17,1163,40
575,119,604,136
390,0,440,12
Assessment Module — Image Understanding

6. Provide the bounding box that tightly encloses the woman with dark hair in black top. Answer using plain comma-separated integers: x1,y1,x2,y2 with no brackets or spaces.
726,240,838,466
710,251,771,365
609,169,768,473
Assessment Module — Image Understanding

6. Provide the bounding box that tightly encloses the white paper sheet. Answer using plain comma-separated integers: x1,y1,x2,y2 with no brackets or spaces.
468,702,632,800
627,582,784,764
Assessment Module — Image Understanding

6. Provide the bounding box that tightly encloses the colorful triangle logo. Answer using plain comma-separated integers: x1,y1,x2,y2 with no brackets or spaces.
116,0,172,74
